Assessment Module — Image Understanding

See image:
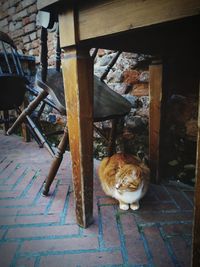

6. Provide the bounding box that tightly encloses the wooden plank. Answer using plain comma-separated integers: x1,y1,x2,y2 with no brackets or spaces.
149,60,163,183
192,87,200,267
78,0,200,42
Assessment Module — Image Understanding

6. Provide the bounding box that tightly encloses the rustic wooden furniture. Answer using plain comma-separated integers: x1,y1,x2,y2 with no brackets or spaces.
37,1,200,265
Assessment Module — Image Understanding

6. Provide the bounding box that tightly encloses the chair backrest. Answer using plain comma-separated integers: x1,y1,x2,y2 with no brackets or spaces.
0,31,27,110
0,31,24,76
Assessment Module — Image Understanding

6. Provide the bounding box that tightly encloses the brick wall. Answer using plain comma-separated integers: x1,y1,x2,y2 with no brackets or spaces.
0,0,55,64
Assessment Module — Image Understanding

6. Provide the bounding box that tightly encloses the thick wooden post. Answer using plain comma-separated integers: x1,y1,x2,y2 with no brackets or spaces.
149,60,163,183
192,87,200,267
62,47,93,228
59,7,93,227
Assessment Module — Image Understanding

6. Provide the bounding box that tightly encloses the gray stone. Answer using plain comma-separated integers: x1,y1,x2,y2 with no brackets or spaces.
9,21,15,32
13,9,28,21
139,71,149,82
125,115,147,132
15,21,22,30
2,1,9,10
107,69,122,83
94,65,107,77
7,7,16,16
30,31,36,41
0,18,8,28
98,53,113,66
22,0,36,9
24,22,35,33
122,94,138,108
23,34,30,44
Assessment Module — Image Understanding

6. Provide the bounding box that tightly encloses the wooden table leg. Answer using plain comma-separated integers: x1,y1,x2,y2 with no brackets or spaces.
62,47,93,228
192,87,200,267
149,60,163,183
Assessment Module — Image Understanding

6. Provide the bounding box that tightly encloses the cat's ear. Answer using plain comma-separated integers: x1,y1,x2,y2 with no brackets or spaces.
135,166,142,178
106,169,116,177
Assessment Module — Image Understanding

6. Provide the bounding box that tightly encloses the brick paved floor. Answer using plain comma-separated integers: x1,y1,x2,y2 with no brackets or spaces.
0,131,194,267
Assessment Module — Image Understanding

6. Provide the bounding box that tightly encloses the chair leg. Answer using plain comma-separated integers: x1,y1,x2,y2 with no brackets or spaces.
107,118,118,156
7,90,48,135
3,110,9,134
25,115,55,157
42,126,69,196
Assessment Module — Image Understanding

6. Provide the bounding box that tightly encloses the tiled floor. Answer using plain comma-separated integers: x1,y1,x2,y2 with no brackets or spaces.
0,131,194,267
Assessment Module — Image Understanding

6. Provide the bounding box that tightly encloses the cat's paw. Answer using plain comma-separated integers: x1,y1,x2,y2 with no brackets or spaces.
119,203,129,210
130,202,139,210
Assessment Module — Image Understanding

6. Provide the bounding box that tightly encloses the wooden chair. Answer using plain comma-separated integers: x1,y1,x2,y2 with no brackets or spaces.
0,31,51,149
6,12,132,196
0,31,27,132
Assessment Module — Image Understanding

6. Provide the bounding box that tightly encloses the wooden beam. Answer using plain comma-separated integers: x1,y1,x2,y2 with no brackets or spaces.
192,87,200,267
78,0,200,42
60,7,94,227
149,60,163,183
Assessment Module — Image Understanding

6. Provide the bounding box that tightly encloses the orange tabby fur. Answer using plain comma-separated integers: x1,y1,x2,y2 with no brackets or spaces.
98,153,150,210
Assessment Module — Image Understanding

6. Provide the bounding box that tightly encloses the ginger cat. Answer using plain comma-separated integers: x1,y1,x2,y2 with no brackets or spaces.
98,153,150,210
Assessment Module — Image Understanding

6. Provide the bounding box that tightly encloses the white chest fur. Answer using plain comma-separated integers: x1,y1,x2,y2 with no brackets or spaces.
113,182,144,204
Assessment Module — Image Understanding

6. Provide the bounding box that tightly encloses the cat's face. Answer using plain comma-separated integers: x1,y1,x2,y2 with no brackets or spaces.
115,165,142,193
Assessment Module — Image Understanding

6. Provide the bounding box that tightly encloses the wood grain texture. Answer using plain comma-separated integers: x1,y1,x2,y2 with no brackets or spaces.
59,9,78,47
149,61,163,183
62,47,93,228
60,8,94,226
78,0,200,41
192,87,200,267
41,0,200,49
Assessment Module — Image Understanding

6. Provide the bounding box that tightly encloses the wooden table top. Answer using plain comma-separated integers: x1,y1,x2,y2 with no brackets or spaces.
37,0,200,55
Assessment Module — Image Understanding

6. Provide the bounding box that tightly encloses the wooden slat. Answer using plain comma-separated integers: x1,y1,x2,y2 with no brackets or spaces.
192,87,200,267
149,60,163,183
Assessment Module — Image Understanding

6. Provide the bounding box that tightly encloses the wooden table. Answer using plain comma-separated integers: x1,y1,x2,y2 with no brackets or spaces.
37,1,200,265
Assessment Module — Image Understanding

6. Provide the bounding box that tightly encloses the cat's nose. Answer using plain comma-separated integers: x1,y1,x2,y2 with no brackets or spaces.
115,183,120,189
